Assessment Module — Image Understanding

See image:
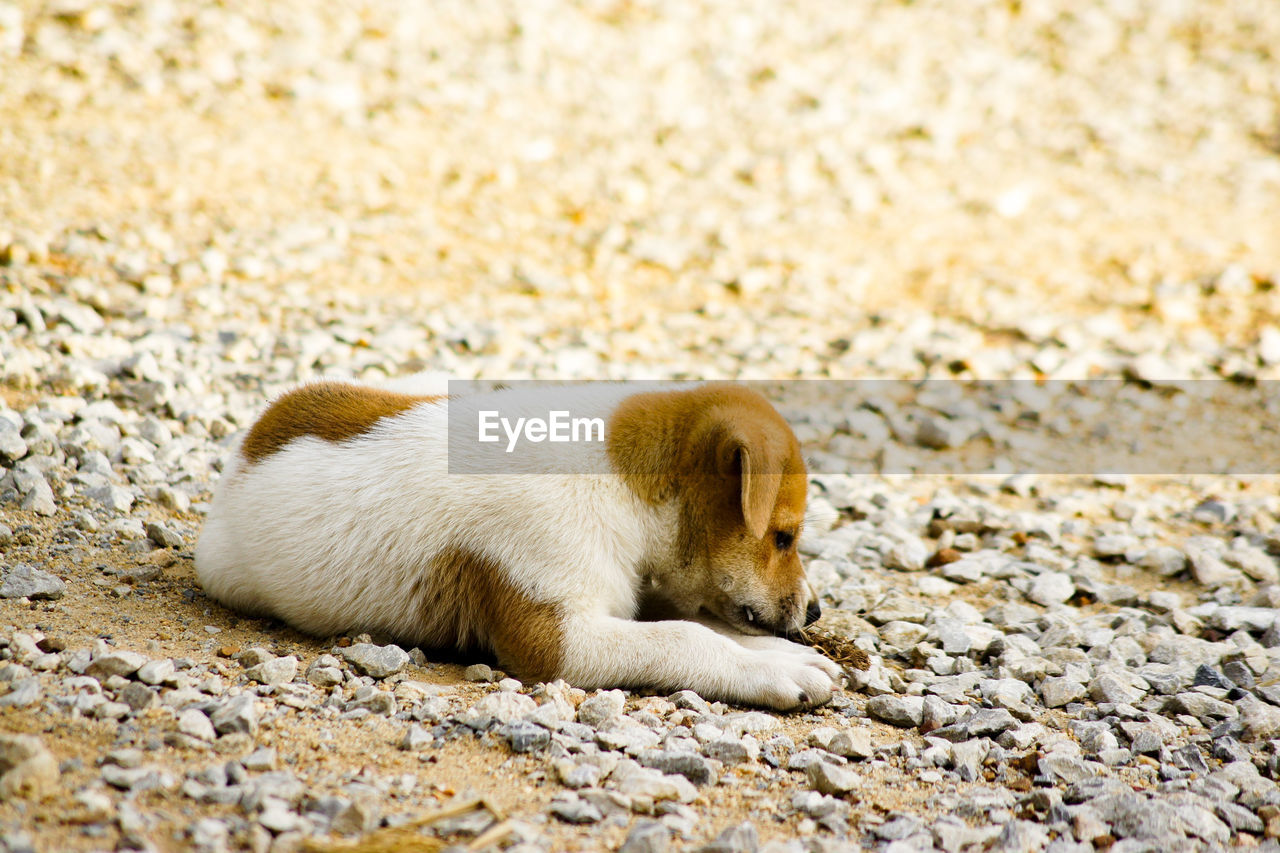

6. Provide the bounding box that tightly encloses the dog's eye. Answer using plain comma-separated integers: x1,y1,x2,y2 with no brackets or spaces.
774,530,794,551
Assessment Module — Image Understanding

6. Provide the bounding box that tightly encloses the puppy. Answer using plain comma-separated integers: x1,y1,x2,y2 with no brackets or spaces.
195,380,840,710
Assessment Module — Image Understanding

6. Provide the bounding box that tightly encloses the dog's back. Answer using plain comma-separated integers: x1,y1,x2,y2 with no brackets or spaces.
196,381,667,654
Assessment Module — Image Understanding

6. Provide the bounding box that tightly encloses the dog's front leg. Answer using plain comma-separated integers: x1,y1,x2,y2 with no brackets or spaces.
688,612,835,657
554,614,840,711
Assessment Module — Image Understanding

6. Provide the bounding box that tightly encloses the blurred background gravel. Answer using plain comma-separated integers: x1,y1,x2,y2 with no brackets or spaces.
2,0,1278,361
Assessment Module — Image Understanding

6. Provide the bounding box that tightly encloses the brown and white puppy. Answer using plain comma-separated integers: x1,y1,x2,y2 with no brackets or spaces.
195,380,840,709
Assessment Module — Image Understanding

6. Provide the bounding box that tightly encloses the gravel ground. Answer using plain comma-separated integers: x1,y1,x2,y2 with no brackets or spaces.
4,1,1280,851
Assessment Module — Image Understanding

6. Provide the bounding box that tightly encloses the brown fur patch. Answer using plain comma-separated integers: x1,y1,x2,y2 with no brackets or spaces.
240,382,441,463
606,383,804,503
416,546,564,683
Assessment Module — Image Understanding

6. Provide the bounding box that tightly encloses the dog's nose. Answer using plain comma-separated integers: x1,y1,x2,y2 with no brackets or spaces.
804,600,822,626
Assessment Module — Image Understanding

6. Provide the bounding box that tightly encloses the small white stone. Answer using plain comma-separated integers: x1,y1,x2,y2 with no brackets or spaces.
177,709,216,742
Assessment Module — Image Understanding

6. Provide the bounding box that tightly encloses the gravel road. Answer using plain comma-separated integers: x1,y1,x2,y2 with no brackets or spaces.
3,1,1280,851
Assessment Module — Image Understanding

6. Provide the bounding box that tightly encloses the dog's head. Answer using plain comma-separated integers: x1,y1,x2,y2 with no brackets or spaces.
611,384,820,636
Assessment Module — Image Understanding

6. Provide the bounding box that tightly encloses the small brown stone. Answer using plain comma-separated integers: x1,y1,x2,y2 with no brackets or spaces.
1011,752,1040,775
926,548,962,568
217,645,240,658
36,636,66,653
149,550,177,568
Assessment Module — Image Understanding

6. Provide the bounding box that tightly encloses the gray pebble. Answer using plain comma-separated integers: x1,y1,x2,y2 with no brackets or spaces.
245,655,298,685
884,537,929,571
1037,754,1099,785
305,654,344,688
669,690,711,714
1192,499,1234,525
1139,547,1187,576
866,592,929,624
464,663,496,682
345,687,395,716
0,564,65,600
210,694,259,736
500,720,550,753
102,764,171,792
873,815,928,841
1215,801,1263,833
1089,672,1145,706
951,739,988,781
237,649,275,670
0,422,26,463
136,658,176,686
243,747,277,771
806,760,858,795
577,689,626,726
827,728,873,759
550,793,602,824
703,736,751,766
866,695,924,728
340,643,409,679
145,521,183,549
1237,694,1280,742
117,682,158,712
19,478,55,515
639,750,718,786
84,483,133,513
620,819,671,853
920,695,962,733
1026,571,1075,606
177,708,216,742
554,759,603,789
400,725,433,751
991,820,1051,852
85,649,147,679
465,690,536,725
1040,677,1087,709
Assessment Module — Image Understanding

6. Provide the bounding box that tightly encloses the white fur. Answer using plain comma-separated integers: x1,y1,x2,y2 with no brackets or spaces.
196,381,839,710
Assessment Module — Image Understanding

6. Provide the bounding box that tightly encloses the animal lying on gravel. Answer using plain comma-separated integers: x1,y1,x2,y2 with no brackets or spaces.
195,380,839,710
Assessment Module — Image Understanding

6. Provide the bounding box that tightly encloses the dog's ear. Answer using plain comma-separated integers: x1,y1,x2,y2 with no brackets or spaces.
715,426,781,540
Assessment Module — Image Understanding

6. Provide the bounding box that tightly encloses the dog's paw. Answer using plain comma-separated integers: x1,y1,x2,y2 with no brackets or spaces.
738,635,842,675
745,647,840,711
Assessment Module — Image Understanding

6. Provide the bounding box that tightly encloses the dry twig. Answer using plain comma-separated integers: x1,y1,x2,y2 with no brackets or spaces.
301,796,503,853
796,624,871,672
